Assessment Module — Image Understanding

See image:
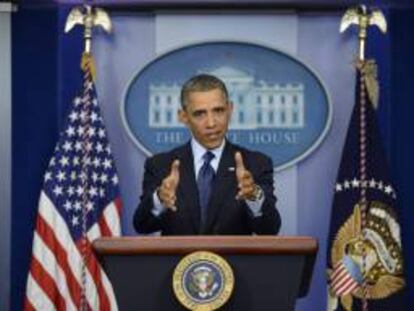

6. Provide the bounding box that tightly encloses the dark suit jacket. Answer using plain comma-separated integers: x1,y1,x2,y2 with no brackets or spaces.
133,141,281,235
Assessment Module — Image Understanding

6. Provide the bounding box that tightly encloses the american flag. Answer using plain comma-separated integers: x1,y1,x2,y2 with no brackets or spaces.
24,56,121,311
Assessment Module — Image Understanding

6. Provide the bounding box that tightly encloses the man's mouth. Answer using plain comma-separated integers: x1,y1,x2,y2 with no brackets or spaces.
205,132,221,139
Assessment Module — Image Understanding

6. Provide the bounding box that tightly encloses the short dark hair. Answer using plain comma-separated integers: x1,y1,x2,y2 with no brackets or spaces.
180,74,229,109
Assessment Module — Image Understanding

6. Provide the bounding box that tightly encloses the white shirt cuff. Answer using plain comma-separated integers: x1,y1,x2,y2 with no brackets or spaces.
245,195,264,217
151,190,166,217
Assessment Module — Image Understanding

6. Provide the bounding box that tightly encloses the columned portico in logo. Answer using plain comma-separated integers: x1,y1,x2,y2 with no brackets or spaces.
149,66,305,130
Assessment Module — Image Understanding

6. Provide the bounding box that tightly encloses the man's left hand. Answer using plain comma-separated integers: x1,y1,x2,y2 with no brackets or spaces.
235,151,260,201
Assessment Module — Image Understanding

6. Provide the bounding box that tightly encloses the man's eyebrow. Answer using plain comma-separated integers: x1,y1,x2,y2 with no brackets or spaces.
192,108,206,113
191,109,206,115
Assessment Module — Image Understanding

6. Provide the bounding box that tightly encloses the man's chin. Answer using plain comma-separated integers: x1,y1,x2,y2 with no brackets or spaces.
202,138,224,150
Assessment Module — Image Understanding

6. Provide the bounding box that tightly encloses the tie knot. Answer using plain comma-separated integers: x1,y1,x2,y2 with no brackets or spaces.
203,151,215,164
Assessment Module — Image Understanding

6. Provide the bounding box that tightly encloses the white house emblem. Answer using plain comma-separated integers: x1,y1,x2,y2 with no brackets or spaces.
123,42,331,171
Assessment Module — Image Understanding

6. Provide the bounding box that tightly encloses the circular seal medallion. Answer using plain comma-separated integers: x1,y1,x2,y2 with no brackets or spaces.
173,251,234,311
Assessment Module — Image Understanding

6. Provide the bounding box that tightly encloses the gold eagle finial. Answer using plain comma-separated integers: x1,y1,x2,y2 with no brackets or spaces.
340,6,387,108
340,5,387,61
64,5,112,54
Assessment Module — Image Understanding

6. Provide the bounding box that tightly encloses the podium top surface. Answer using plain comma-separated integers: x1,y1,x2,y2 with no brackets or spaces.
93,236,318,255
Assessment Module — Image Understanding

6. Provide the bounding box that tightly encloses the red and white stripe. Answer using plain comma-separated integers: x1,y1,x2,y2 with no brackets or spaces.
24,192,121,311
330,262,360,297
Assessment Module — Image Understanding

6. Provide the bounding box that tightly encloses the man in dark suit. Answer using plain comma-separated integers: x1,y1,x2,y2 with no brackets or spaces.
134,74,281,235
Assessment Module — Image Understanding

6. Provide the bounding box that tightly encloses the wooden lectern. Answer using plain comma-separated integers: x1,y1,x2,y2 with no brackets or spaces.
94,236,317,311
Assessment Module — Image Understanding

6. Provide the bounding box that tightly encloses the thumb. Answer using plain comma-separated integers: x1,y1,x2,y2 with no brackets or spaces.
170,159,180,182
235,152,245,179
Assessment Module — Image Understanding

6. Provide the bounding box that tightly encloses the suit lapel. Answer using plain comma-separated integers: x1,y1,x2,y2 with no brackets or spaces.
177,143,200,232
202,142,236,234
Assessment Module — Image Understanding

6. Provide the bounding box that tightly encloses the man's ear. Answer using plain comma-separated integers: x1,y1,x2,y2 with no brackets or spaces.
178,109,187,125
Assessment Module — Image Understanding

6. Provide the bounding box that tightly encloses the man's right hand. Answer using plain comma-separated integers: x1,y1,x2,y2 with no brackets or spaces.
157,159,180,211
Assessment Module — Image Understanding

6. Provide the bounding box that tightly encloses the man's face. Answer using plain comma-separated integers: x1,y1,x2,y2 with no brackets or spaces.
179,88,233,150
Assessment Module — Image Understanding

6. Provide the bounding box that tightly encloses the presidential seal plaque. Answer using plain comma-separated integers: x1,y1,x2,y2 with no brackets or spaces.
173,251,234,311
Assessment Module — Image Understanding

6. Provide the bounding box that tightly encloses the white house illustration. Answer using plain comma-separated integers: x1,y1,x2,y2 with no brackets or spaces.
148,66,305,129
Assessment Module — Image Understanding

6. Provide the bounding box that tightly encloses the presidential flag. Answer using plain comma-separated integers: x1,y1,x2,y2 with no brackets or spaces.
327,60,407,311
24,55,121,311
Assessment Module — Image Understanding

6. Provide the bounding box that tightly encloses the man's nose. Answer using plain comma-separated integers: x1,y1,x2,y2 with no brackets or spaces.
206,113,216,127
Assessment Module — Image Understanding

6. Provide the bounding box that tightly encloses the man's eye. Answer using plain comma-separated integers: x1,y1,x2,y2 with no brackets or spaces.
193,111,204,117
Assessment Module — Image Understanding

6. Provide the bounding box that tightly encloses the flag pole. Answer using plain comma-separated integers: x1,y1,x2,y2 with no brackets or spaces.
64,6,112,311
340,6,387,311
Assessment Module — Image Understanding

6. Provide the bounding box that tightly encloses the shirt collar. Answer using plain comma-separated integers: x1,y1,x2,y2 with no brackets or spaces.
191,138,226,166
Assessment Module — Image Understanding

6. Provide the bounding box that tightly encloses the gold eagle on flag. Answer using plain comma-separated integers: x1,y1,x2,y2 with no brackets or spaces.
327,202,405,311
